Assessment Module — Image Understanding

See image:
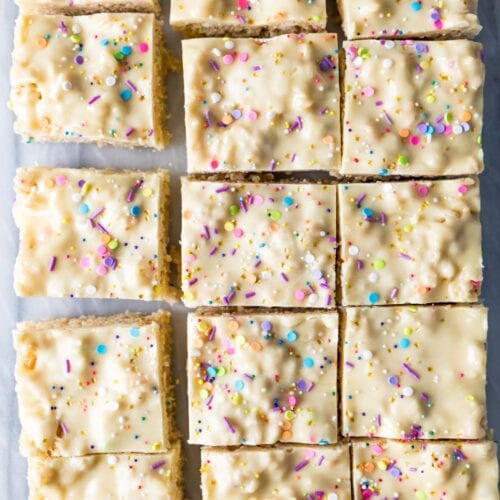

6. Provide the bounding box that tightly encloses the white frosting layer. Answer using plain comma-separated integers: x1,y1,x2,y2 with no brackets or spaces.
201,444,351,499
188,312,338,446
183,34,341,173
342,40,484,176
342,305,487,440
28,444,182,500
13,167,173,301
353,440,499,500
181,179,337,308
171,0,326,34
339,178,482,305
10,14,166,148
340,0,480,39
14,312,172,457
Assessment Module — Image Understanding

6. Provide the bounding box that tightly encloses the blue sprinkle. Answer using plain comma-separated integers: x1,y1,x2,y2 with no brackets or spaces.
121,45,132,56
282,196,294,207
286,330,298,342
410,1,422,11
130,205,141,216
368,292,379,304
303,357,314,368
234,380,244,391
130,326,140,338
120,89,132,101
399,338,411,348
79,203,89,214
362,207,373,217
96,344,107,355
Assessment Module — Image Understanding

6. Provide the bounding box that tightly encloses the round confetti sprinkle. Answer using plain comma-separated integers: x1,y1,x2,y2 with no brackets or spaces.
96,344,107,355
303,357,314,368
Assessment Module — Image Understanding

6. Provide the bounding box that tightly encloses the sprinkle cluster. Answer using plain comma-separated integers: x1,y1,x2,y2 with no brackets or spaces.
189,313,338,445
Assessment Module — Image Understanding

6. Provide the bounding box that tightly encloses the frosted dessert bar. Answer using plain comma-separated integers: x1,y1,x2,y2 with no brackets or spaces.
14,311,176,457
342,40,484,176
15,0,160,15
181,179,337,308
188,311,338,446
10,14,168,149
342,305,487,440
339,178,482,305
13,167,176,301
28,443,182,499
201,444,351,499
183,33,341,173
352,440,499,500
171,0,327,36
338,0,480,40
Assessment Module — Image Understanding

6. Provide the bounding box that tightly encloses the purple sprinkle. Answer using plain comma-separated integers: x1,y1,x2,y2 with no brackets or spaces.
280,272,288,282
59,22,67,32
355,193,366,206
232,109,242,120
215,185,230,194
203,225,211,240
326,295,332,306
204,111,213,127
87,95,101,105
383,112,393,125
206,394,214,406
126,80,137,92
240,200,248,212
223,417,236,433
48,256,57,272
209,246,217,256
403,363,420,380
390,287,399,299
209,60,219,72
208,327,216,341
65,359,71,373
294,460,309,472
59,422,69,435
317,456,325,466
376,414,382,427
125,127,135,137
420,392,430,401
151,460,166,470
75,55,84,65
345,361,355,368
357,259,363,270
254,259,261,268
380,212,387,225
188,278,198,286
245,291,256,298
398,252,412,260
95,222,109,234
319,55,333,71
89,207,104,220
269,159,276,171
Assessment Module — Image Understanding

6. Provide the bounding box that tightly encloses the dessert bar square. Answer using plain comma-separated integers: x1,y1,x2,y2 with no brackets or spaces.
201,444,351,498
181,179,337,308
338,0,480,40
339,178,482,305
183,33,341,173
352,440,499,499
171,0,326,36
188,310,338,446
28,443,182,499
342,40,484,176
14,311,175,457
342,305,487,440
10,14,168,149
13,167,176,301
15,0,160,15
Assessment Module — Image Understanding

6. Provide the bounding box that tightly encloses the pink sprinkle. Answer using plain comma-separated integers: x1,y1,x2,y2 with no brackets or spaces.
96,265,107,276
48,256,57,272
138,42,149,53
410,135,420,145
458,184,469,194
247,109,258,121
239,52,249,62
237,0,249,8
222,54,234,64
288,396,297,406
417,185,429,197
372,444,383,455
294,289,306,301
362,86,375,97
434,19,443,29
97,245,108,256
80,257,90,268
223,417,236,433
233,227,243,237
55,175,68,186
88,95,101,105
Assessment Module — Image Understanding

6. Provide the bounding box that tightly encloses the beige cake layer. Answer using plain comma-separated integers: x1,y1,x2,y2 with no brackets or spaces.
201,444,351,499
342,39,484,177
181,179,337,308
15,0,160,15
28,442,182,500
171,0,327,36
342,305,487,440
352,439,499,499
183,33,341,173
339,178,482,305
14,311,176,458
10,14,168,149
13,167,177,302
338,0,481,40
188,310,338,446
